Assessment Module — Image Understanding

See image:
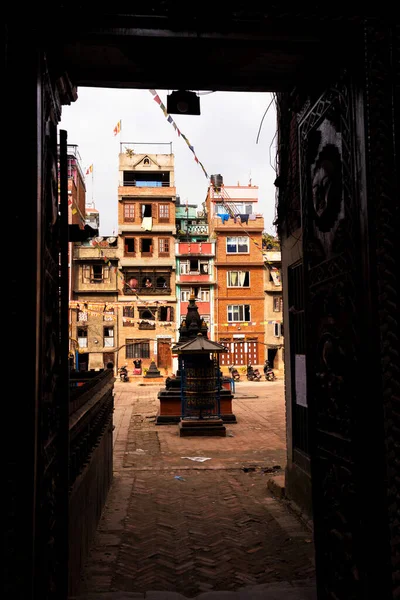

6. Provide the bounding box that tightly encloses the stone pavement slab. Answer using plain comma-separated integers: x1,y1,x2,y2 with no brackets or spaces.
72,381,315,599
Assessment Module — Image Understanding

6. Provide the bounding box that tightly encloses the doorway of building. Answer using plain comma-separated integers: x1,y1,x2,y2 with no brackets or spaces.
103,352,115,369
267,348,277,369
157,339,171,370
77,353,88,371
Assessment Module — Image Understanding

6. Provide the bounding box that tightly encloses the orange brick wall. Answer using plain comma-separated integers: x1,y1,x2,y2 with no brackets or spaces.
214,227,266,366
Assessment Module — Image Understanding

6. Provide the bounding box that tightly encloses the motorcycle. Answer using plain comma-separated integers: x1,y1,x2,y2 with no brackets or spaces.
265,369,277,381
246,367,262,382
228,365,241,381
263,361,277,381
118,365,129,382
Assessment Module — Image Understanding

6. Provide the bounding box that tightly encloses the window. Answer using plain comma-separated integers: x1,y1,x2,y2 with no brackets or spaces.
158,204,170,221
158,238,170,256
124,237,135,255
140,238,153,254
123,306,134,327
126,340,150,359
156,276,168,289
200,262,209,274
273,296,283,312
227,304,251,322
103,307,114,321
226,236,249,253
77,327,88,348
181,290,191,302
158,306,174,321
138,308,154,320
180,261,190,274
215,203,229,215
274,322,282,337
104,326,114,347
270,267,282,286
92,265,103,281
124,203,135,222
82,264,109,283
122,269,170,293
227,271,250,287
216,202,252,215
198,289,209,302
141,203,152,218
191,259,200,272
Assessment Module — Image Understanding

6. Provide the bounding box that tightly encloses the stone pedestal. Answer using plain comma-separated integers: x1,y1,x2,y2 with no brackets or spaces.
179,418,226,437
156,383,237,425
144,360,162,378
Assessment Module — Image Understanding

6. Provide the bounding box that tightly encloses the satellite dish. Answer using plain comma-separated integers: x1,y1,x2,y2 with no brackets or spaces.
107,237,116,243
95,236,104,242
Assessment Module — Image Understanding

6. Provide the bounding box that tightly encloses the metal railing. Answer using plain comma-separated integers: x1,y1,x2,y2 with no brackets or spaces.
121,180,172,187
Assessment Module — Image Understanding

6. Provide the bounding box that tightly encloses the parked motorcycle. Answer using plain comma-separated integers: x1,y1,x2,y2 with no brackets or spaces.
119,365,129,382
228,364,241,381
265,369,277,381
263,361,277,381
246,366,262,381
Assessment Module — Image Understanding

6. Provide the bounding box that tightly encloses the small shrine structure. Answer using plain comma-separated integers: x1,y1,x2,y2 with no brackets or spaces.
156,295,237,433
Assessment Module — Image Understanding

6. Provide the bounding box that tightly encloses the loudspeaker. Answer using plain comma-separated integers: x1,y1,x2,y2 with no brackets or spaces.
167,90,200,115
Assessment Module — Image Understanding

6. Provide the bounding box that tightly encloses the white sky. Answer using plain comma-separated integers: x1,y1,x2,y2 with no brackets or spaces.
60,88,278,236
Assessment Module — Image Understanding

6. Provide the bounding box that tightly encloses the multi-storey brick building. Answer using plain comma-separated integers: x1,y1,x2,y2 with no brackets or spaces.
70,234,119,371
175,196,215,342
116,143,177,375
263,247,284,373
205,177,266,372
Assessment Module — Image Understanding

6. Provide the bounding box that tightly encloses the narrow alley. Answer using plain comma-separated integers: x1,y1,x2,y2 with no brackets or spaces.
72,379,316,600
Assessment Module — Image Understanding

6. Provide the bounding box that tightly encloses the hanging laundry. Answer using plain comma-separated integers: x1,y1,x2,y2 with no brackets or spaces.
248,214,257,221
217,213,230,223
238,214,250,224
141,217,153,231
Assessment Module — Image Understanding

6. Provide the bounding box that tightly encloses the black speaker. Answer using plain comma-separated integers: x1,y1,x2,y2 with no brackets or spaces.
167,90,200,115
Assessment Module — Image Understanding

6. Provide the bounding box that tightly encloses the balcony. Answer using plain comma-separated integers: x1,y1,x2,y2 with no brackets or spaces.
138,321,156,330
118,184,176,198
177,274,214,285
123,285,171,295
176,242,214,256
73,243,119,260
211,213,264,232
265,280,282,292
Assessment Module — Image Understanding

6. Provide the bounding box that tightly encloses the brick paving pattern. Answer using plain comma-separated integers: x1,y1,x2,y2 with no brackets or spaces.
74,379,315,598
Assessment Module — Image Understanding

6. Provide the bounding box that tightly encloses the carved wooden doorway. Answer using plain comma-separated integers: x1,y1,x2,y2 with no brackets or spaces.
157,339,171,370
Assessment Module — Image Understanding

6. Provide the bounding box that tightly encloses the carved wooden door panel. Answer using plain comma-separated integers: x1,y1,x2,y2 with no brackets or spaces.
157,339,171,369
299,80,366,598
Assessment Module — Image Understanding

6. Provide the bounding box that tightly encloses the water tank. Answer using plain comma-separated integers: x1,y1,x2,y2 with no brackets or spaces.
210,174,223,188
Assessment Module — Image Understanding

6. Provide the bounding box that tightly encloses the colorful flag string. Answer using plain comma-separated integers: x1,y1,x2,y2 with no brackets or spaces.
113,120,122,136
149,90,209,179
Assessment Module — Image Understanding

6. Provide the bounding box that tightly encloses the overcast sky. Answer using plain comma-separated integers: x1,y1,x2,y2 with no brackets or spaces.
60,88,278,236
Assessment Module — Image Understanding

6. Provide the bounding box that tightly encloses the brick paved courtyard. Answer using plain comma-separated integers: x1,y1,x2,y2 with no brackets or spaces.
73,379,316,599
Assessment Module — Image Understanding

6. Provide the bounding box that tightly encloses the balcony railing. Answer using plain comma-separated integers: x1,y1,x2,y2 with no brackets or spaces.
122,180,172,187
123,285,171,295
138,321,156,330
